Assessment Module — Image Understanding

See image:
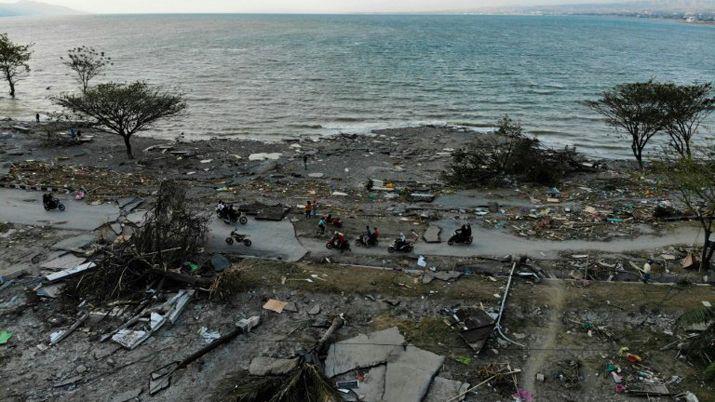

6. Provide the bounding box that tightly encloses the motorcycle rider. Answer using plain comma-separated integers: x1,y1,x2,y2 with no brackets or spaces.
394,232,408,250
454,223,472,242
216,200,226,215
43,193,54,208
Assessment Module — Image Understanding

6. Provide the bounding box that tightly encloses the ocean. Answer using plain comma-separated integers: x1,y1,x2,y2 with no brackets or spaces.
1,14,714,158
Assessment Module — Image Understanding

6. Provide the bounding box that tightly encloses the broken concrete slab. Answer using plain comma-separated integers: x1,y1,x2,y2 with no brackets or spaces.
283,302,298,313
433,271,462,281
248,357,299,376
423,225,441,243
110,387,143,402
336,365,386,402
36,283,64,298
149,375,170,395
382,345,445,402
125,210,148,225
40,253,86,270
308,304,321,315
424,377,470,402
408,193,436,203
51,234,96,252
324,327,405,378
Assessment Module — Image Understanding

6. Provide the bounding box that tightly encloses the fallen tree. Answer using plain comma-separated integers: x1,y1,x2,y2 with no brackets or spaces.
66,180,209,302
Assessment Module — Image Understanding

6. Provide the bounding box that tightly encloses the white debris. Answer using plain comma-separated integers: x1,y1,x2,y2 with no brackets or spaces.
249,152,282,161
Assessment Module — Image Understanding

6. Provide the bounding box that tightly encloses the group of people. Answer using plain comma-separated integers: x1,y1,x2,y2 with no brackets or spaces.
216,200,239,221
304,200,319,218
360,225,380,246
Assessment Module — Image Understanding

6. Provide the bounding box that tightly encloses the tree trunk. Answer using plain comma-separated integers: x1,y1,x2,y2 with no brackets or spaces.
632,143,644,169
685,141,692,159
701,229,712,273
8,79,15,98
123,135,134,159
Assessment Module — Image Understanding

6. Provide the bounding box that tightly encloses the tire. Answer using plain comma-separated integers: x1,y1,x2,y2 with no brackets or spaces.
448,240,454,246
58,203,66,212
406,245,414,252
243,239,252,247
239,216,248,225
43,204,50,211
466,236,473,245
326,243,334,250
225,237,234,245
388,247,395,253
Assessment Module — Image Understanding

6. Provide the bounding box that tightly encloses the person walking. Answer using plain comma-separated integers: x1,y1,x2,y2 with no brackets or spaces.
318,216,326,235
303,154,308,170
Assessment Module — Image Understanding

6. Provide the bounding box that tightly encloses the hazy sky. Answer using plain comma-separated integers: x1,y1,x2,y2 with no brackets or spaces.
2,0,627,14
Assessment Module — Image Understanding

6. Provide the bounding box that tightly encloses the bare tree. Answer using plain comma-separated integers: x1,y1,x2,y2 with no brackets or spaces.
52,82,186,158
61,46,112,93
660,82,714,159
585,81,666,169
0,33,33,98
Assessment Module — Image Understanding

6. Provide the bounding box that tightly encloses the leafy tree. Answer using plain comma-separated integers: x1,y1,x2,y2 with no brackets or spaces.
445,115,583,186
659,152,715,273
61,46,112,94
659,82,714,159
585,81,666,169
53,82,186,158
0,33,33,98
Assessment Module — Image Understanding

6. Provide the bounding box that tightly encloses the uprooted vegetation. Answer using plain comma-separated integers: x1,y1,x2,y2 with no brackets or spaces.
445,116,591,187
65,180,210,302
677,305,715,383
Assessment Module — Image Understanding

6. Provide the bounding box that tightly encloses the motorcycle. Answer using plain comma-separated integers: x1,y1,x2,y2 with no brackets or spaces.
42,194,65,212
326,235,350,252
225,231,252,247
355,233,379,248
218,206,248,225
388,239,414,253
323,215,343,228
447,233,473,246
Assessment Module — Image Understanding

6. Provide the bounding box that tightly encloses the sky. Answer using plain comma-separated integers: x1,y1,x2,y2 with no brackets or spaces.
1,0,629,14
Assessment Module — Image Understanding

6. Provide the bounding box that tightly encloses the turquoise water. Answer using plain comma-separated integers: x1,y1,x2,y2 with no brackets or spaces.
0,14,714,157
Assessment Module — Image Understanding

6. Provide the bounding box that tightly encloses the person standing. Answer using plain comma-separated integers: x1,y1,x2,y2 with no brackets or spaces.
311,199,318,217
303,154,308,170
641,259,653,284
35,113,40,123
304,200,313,218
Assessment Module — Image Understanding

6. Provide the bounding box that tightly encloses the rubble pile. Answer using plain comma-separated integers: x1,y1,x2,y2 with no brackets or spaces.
3,161,157,201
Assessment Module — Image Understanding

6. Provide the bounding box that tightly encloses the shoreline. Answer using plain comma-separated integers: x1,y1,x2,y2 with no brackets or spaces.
1,118,713,402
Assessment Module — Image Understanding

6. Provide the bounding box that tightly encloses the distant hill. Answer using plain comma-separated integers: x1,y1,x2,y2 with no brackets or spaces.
489,0,715,14
0,0,82,17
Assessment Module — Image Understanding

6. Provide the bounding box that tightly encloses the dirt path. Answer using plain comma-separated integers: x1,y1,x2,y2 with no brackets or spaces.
521,279,566,398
